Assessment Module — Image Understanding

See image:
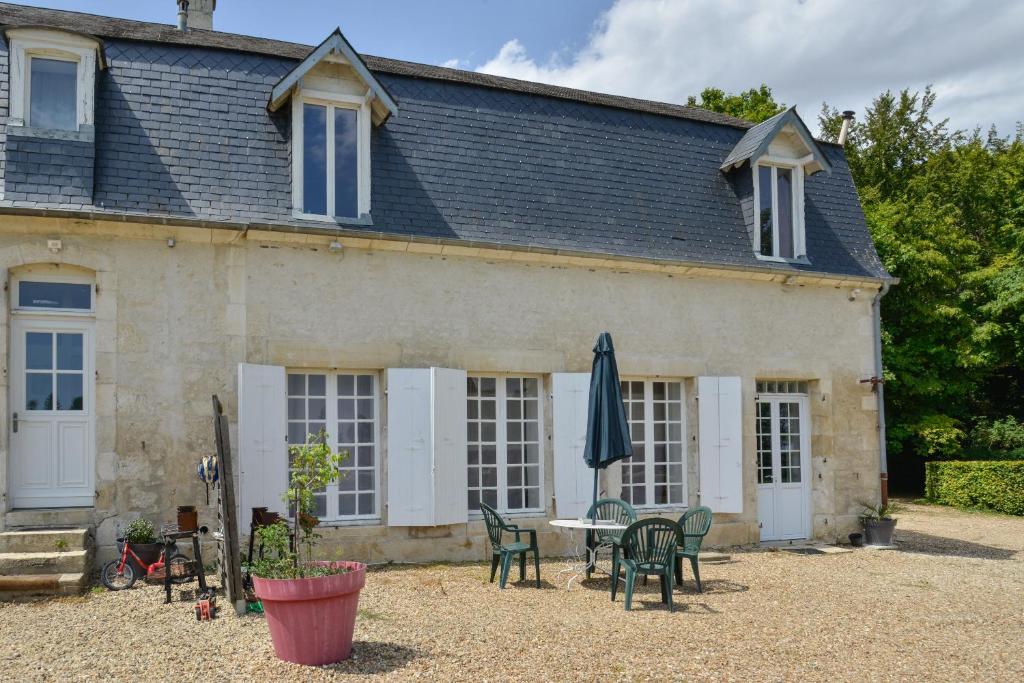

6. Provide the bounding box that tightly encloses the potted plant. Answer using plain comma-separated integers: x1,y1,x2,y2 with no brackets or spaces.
119,517,162,565
250,431,366,666
859,501,901,546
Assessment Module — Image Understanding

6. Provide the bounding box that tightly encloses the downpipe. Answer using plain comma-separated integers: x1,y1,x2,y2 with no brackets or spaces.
872,280,893,505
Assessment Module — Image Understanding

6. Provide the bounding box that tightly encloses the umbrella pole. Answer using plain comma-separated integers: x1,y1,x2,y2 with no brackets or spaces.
591,467,599,524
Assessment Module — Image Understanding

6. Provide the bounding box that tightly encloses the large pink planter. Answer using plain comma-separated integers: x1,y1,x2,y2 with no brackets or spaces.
253,561,366,666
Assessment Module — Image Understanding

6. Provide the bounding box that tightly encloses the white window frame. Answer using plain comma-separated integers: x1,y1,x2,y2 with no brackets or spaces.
285,369,380,524
619,378,688,511
752,158,806,262
6,28,100,131
11,274,95,316
467,373,546,517
291,90,372,221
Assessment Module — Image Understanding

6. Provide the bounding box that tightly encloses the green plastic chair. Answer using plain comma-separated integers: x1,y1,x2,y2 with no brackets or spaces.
611,518,680,611
480,502,541,589
675,506,713,592
584,498,637,579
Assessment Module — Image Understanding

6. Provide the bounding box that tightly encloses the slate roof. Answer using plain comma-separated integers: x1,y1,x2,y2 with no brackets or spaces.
0,3,888,280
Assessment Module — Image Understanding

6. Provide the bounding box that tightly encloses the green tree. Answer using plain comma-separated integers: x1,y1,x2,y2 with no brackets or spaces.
686,85,785,123
820,89,1024,460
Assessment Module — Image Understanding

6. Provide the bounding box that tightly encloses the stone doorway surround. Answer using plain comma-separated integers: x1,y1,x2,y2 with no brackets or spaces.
0,239,117,531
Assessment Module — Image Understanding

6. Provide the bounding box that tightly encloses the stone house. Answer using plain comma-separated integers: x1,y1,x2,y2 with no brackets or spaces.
0,2,892,574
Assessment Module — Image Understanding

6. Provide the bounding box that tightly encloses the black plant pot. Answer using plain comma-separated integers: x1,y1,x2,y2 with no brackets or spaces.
862,518,897,546
848,532,864,547
118,538,163,567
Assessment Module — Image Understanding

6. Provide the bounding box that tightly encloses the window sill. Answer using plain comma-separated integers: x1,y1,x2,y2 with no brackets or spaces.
291,211,374,228
755,253,811,266
469,510,547,521
633,504,690,516
308,517,381,528
6,123,94,143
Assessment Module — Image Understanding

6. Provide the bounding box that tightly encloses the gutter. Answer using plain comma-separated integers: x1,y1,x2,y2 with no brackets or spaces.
871,279,894,505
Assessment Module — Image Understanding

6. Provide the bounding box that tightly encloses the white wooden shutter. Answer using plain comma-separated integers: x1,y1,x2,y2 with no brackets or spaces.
552,373,593,518
698,376,744,513
237,363,288,523
430,367,468,526
386,368,433,526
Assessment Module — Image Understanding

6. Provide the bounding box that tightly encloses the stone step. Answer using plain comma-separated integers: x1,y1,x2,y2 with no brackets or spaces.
0,572,88,600
0,549,90,575
4,508,94,529
0,528,92,554
699,551,732,563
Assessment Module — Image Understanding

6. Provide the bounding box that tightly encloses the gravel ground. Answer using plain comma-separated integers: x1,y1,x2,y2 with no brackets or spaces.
1,501,1022,682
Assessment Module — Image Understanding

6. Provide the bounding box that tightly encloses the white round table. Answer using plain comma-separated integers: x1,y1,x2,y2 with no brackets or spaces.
549,518,627,588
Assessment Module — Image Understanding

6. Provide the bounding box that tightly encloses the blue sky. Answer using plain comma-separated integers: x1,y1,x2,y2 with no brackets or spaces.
27,0,613,67
18,1,1024,135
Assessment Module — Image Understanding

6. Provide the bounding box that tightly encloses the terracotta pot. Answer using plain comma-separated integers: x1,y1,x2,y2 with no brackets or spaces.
252,561,366,666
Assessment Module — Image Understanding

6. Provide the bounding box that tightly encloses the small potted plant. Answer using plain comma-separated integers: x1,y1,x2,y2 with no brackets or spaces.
250,431,366,666
119,517,162,565
859,501,901,546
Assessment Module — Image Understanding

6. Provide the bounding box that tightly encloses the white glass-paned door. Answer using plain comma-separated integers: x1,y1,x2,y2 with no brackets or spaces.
756,394,810,541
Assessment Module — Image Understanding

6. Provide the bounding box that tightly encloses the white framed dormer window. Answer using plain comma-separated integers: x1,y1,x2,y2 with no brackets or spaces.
753,160,806,261
291,93,371,221
467,375,545,516
6,28,102,133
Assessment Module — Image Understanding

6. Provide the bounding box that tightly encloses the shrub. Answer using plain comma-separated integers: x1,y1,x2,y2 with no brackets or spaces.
122,518,156,544
924,461,1024,516
970,417,1024,452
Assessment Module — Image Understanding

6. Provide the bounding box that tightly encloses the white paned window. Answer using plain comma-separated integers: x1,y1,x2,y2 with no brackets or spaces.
286,371,379,522
291,94,370,220
467,375,543,514
754,162,805,260
6,28,101,132
620,380,686,508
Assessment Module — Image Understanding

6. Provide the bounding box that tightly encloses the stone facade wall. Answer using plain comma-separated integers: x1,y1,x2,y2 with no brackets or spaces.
0,218,883,564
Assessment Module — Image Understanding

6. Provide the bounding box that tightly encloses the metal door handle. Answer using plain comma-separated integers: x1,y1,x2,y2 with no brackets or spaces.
12,412,17,433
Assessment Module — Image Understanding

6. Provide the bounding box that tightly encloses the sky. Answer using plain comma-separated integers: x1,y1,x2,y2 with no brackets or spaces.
21,0,1024,136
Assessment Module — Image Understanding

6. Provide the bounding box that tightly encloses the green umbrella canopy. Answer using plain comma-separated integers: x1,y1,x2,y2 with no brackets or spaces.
584,332,633,470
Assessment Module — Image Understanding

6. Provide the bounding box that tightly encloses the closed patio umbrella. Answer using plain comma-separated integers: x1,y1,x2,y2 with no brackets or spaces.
583,332,633,524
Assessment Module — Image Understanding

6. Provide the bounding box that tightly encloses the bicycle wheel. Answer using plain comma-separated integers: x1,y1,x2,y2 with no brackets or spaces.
101,559,136,590
168,552,194,584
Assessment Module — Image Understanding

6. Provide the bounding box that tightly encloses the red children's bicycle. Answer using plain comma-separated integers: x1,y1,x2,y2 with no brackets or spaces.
101,540,192,590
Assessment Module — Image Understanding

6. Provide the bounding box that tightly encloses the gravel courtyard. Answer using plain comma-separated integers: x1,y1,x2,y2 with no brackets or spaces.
1,501,1022,682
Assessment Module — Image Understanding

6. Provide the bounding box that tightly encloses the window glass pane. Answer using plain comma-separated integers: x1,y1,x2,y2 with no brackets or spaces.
758,165,774,256
19,281,91,310
26,332,52,370
777,167,794,258
56,373,84,411
334,107,358,218
56,333,83,371
302,103,328,215
26,374,53,410
30,58,77,130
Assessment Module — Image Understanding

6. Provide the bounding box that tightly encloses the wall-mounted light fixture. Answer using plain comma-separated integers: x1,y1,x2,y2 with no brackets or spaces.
329,241,343,253
47,239,62,253
167,238,176,248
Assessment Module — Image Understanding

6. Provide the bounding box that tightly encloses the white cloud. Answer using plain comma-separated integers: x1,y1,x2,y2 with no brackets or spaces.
476,0,1024,135
442,58,467,70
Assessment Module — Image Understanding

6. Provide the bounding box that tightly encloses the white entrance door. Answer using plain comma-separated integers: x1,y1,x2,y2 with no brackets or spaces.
756,395,810,541
9,318,95,508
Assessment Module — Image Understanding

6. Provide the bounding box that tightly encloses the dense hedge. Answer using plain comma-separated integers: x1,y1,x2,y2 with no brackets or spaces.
924,461,1024,516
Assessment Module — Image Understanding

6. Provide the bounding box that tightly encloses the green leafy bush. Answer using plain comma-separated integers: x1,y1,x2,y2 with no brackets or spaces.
971,417,1024,452
924,461,1024,515
122,518,156,544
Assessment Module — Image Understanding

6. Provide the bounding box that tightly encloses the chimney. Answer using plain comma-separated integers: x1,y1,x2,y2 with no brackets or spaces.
838,110,855,145
176,0,216,31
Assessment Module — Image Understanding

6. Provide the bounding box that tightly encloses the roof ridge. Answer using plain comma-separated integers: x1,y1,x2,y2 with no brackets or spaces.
0,2,757,130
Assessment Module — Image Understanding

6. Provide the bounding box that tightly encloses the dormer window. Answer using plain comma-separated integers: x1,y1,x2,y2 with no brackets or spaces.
29,57,78,130
755,162,803,259
719,108,831,264
4,28,104,134
268,29,398,223
297,99,361,219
